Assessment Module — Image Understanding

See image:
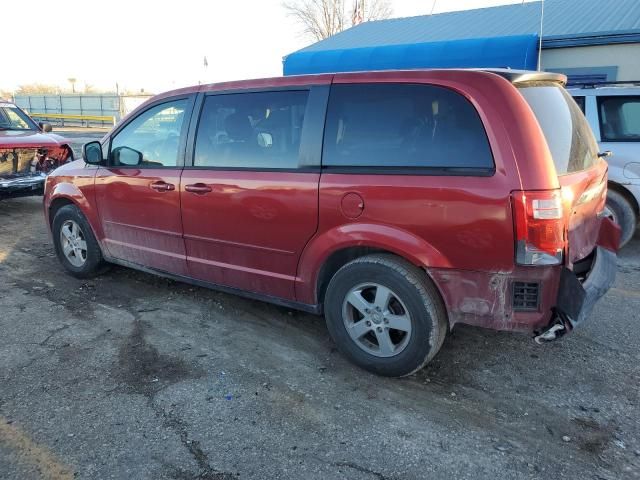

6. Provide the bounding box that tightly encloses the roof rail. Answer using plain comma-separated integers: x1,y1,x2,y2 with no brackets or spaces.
570,80,640,88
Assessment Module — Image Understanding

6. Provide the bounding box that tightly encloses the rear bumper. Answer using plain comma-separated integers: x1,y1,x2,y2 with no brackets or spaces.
534,218,620,343
560,247,616,325
534,247,616,343
430,218,620,337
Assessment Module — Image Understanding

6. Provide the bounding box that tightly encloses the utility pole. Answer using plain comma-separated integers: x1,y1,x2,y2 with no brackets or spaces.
67,77,77,94
537,0,545,71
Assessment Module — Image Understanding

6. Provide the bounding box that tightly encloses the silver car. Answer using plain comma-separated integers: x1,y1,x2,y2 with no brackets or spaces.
569,84,640,247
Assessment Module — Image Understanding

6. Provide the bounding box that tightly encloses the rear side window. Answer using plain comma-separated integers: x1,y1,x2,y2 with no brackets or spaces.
519,86,599,174
598,96,640,142
322,83,494,172
573,96,585,113
194,90,309,169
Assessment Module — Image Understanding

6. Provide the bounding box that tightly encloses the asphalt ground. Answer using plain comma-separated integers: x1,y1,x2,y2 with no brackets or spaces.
0,132,639,480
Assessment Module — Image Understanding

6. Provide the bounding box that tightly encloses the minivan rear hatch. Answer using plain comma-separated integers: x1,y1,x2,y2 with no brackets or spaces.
519,84,608,264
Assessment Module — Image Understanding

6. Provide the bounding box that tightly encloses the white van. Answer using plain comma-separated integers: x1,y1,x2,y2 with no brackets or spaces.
569,84,640,247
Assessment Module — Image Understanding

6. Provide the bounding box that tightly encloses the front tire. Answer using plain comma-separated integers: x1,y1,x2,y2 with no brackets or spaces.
324,254,448,377
52,204,106,278
605,189,637,248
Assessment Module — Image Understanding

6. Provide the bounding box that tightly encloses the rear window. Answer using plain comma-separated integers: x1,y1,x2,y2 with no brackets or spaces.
598,96,640,142
519,86,598,174
322,83,494,173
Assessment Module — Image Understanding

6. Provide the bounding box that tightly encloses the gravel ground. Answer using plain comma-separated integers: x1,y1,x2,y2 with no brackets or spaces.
0,194,639,479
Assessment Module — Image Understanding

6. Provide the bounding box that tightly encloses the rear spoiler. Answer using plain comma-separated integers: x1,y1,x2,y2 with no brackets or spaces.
478,68,567,86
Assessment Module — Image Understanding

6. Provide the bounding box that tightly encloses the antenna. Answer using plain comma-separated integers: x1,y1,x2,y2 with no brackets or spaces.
537,0,545,71
430,0,437,15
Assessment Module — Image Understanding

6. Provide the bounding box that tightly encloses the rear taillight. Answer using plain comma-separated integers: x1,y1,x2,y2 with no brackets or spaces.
512,190,565,266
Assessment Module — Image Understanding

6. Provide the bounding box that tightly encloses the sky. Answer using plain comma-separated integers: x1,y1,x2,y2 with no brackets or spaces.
2,0,535,94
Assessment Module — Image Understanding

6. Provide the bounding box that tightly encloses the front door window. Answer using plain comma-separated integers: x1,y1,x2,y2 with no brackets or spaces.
110,100,188,167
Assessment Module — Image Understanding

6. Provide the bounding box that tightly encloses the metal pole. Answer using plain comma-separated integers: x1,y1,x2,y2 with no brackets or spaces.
537,0,545,71
100,96,104,127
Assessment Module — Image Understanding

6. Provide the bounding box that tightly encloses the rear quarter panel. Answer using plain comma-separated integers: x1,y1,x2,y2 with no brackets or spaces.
296,71,550,309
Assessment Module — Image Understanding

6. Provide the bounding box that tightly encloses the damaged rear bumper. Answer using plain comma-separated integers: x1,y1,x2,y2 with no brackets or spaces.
534,219,619,343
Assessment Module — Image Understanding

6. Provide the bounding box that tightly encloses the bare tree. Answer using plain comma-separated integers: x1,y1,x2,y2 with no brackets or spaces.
361,0,392,22
83,83,96,94
15,84,62,95
284,0,392,41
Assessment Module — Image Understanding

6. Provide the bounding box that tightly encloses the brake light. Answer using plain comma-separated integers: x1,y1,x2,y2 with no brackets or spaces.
512,190,565,266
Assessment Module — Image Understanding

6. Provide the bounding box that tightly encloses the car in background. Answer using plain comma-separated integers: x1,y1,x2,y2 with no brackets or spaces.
569,84,640,247
0,100,73,200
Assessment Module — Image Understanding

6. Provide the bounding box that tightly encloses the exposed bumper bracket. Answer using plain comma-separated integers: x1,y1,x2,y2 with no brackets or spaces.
534,245,617,343
534,309,571,344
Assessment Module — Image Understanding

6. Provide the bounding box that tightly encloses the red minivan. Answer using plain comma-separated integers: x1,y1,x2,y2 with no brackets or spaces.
44,69,619,377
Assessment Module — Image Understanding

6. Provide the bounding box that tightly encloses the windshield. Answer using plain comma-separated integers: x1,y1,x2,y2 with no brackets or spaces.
0,104,37,131
518,85,599,174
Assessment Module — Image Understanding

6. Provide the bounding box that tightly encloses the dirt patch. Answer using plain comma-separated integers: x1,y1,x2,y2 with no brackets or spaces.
114,319,203,397
572,417,617,456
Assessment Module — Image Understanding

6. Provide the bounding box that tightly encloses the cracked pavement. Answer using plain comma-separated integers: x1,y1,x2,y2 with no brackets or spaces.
1,196,639,480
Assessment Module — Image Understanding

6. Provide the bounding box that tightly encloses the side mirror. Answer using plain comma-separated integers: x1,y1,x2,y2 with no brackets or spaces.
83,141,103,165
39,122,52,133
112,146,143,166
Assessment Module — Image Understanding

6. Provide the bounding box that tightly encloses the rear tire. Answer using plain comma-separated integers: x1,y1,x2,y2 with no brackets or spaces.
324,254,448,377
52,204,107,278
606,189,637,248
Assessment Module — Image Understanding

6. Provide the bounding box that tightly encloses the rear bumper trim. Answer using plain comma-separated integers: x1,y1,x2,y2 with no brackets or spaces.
569,247,617,326
534,246,617,343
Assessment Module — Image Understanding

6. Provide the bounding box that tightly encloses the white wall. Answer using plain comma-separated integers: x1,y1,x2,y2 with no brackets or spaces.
542,43,640,81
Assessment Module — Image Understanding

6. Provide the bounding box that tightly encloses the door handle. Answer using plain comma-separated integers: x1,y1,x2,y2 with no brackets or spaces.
185,183,213,194
150,181,175,192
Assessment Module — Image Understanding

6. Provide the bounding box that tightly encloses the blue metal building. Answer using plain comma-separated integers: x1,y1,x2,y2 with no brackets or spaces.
283,0,640,83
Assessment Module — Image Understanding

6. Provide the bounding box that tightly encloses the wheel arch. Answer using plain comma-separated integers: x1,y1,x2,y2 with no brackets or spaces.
47,183,105,247
296,223,452,307
608,181,639,216
48,197,76,227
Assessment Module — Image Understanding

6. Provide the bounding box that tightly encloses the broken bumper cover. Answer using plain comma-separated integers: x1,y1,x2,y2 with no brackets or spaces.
0,173,46,198
535,246,617,343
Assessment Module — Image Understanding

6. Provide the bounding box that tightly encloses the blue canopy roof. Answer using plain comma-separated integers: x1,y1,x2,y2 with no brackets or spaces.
283,34,539,76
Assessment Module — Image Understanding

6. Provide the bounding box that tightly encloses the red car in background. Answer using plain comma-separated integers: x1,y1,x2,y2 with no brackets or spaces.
0,100,73,199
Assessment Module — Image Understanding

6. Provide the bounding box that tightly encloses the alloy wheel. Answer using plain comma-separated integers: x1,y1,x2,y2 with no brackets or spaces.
341,283,412,358
60,220,88,268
